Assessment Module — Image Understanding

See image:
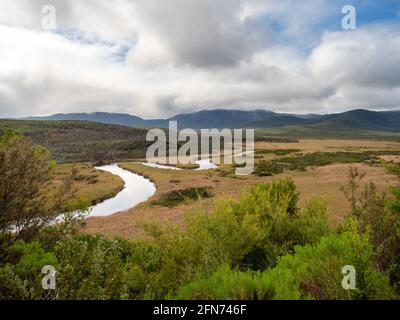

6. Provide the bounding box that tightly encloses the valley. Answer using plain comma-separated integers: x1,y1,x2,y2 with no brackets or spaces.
81,138,400,238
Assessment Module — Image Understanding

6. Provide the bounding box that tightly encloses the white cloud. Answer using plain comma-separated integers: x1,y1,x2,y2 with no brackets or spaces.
308,24,400,111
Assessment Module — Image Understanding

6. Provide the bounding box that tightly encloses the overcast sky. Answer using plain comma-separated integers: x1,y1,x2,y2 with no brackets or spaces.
0,0,400,118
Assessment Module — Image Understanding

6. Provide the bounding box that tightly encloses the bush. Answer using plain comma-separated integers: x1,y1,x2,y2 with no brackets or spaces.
151,187,213,207
53,234,162,300
293,197,331,245
236,181,330,270
0,129,86,243
263,223,396,300
174,264,273,300
254,161,284,176
0,240,58,299
148,202,265,297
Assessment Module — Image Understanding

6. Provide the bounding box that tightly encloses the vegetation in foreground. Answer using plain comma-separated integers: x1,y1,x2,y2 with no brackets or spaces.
0,131,400,300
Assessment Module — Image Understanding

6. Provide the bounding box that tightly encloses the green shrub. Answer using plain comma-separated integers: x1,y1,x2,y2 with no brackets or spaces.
342,163,400,292
174,264,273,300
149,203,265,297
0,240,58,299
237,182,330,270
293,197,331,245
240,179,299,217
254,161,284,176
263,223,396,300
54,235,162,300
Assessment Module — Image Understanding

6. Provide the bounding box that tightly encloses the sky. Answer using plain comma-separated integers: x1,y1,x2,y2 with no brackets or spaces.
0,0,400,118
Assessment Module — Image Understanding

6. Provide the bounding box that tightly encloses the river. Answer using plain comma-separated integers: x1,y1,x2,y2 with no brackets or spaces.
88,152,252,216
88,164,156,217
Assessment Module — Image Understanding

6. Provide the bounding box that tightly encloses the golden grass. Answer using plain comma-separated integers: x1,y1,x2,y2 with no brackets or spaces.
82,138,400,238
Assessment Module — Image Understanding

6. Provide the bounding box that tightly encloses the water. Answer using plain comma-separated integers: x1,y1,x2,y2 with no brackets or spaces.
142,152,253,171
195,159,218,170
142,162,183,170
89,164,156,217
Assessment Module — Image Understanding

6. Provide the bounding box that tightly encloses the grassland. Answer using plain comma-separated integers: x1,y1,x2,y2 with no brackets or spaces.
255,125,400,140
4,119,397,238
82,138,400,238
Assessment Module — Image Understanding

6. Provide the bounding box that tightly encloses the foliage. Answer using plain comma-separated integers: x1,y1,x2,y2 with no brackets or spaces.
53,234,161,299
0,240,58,299
151,187,213,207
174,224,395,300
338,165,400,293
254,161,284,176
0,130,84,243
263,223,396,300
174,264,273,300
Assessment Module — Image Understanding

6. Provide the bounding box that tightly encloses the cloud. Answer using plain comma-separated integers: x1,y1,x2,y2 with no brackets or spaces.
309,24,400,88
307,24,400,111
0,1,399,118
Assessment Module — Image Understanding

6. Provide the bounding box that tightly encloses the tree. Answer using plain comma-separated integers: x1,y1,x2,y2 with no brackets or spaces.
0,129,82,243
342,164,400,292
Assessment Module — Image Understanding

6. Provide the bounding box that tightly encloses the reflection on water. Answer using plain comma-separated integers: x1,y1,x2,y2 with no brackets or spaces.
89,164,156,217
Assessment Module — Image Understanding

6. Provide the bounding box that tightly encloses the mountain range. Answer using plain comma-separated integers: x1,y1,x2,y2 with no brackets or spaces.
20,109,400,133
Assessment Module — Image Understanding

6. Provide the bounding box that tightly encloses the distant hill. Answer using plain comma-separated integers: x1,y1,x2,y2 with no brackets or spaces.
247,114,327,128
309,109,400,132
15,108,400,133
24,109,276,129
24,112,167,128
169,109,275,128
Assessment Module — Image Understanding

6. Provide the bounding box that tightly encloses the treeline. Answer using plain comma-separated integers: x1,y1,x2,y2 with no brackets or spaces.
0,131,399,299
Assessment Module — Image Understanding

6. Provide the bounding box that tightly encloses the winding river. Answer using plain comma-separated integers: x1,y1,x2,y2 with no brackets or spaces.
88,152,252,216
89,164,156,217
141,151,253,171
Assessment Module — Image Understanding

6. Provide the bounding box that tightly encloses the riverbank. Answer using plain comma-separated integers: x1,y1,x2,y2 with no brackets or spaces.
51,163,125,207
